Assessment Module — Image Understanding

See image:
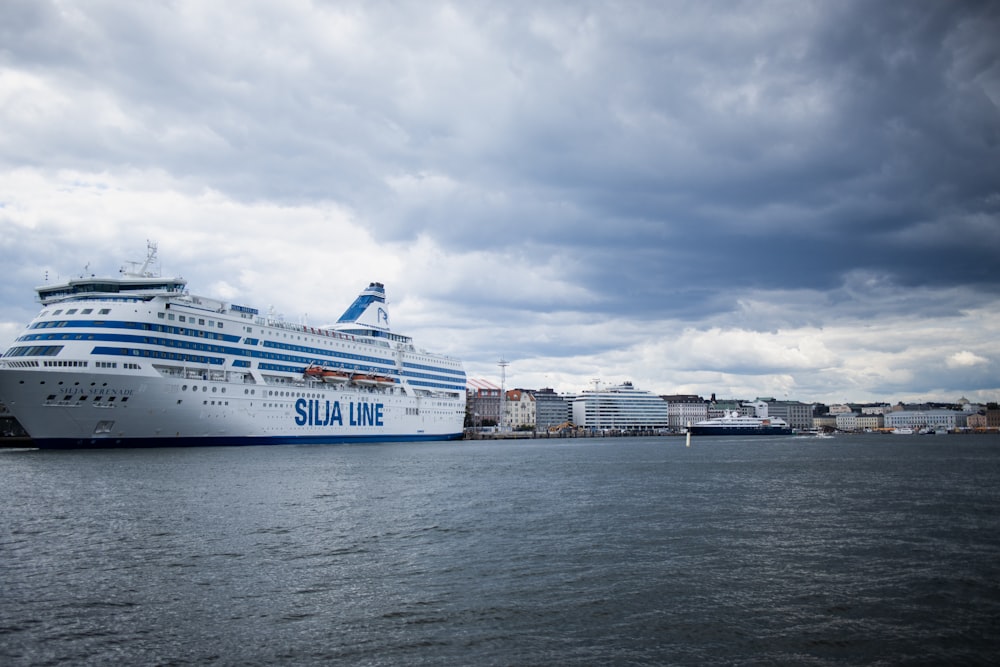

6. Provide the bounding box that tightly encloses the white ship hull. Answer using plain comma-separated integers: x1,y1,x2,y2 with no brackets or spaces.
0,247,466,448
0,367,464,448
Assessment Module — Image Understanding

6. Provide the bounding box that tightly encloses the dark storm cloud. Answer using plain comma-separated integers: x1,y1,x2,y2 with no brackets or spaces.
366,1,999,322
1,0,998,401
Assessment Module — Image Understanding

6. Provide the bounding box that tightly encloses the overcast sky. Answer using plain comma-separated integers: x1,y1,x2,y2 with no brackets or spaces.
1,0,998,404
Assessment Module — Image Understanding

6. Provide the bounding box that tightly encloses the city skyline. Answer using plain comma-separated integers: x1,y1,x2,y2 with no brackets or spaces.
1,1,998,405
465,374,994,410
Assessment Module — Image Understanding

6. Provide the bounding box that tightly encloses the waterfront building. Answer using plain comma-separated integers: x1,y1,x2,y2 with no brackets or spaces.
856,413,885,431
467,378,502,427
969,409,1000,430
571,382,669,432
661,394,708,430
813,414,838,431
884,410,959,431
762,399,814,431
531,388,571,430
504,389,536,430
835,412,860,431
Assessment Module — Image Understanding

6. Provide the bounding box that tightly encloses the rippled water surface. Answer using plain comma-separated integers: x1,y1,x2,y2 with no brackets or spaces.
3,434,1000,665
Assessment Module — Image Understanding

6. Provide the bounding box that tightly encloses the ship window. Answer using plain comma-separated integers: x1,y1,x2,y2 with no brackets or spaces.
53,310,63,315
99,309,111,314
67,309,78,314
82,309,93,314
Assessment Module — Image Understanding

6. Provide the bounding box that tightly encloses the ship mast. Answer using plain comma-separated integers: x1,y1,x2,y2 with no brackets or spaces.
122,240,159,278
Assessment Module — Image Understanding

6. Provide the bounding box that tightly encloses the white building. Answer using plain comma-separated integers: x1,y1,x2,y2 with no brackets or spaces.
662,395,708,430
504,389,536,430
835,412,860,431
884,410,958,431
571,382,669,432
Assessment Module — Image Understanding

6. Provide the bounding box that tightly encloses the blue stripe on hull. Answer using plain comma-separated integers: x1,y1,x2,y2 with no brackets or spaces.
28,433,465,449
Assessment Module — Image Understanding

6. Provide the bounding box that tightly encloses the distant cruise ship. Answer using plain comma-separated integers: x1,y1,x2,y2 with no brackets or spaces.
690,400,793,436
0,244,466,448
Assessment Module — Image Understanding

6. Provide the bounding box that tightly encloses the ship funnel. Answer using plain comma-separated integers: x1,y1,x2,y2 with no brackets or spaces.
335,282,390,331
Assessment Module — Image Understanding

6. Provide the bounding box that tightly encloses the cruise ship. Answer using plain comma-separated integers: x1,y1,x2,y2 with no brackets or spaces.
689,400,793,436
0,244,467,448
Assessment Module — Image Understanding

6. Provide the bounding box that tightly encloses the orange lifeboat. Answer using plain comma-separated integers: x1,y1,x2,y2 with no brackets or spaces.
303,365,325,379
352,373,379,387
321,369,350,383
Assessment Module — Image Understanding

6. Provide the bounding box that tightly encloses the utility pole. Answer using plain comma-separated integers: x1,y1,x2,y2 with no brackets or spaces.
499,358,509,431
591,377,601,432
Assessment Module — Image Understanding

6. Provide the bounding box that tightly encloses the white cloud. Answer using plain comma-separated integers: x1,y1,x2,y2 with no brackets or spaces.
947,350,988,368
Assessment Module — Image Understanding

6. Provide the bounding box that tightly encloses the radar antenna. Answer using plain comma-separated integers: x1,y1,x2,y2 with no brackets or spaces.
122,240,159,278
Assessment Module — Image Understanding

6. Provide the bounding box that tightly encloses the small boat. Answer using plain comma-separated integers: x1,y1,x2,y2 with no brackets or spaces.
351,373,396,387
320,370,351,383
303,365,350,383
892,427,915,435
352,374,379,387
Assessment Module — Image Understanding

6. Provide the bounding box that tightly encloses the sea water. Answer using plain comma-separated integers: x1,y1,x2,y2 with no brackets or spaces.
3,434,999,665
